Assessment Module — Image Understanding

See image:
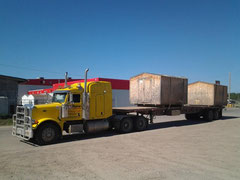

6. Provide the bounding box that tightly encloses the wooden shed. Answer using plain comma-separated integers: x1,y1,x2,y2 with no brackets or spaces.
130,73,188,106
188,81,227,106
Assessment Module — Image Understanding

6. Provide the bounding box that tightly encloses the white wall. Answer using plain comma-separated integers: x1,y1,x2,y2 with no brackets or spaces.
112,89,133,107
18,84,52,100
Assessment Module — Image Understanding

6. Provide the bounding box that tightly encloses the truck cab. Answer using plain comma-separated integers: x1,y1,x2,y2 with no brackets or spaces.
12,81,112,145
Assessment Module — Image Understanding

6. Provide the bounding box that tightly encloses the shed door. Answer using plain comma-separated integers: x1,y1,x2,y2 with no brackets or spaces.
138,78,152,104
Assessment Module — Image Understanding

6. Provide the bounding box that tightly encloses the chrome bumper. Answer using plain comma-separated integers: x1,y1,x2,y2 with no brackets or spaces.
12,106,33,140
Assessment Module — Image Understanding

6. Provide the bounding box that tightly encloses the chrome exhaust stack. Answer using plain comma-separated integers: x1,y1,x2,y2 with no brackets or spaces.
83,68,89,120
64,72,68,88
84,68,89,97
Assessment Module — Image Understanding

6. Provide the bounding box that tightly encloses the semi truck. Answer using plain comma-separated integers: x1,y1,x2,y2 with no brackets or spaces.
12,69,226,145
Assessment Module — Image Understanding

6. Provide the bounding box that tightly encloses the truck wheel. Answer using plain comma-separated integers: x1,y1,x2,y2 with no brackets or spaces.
120,117,133,133
204,110,213,122
35,123,60,145
134,116,148,131
213,110,220,120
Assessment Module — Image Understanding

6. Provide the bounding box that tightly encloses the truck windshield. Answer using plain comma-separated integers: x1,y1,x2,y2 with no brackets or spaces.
52,93,67,103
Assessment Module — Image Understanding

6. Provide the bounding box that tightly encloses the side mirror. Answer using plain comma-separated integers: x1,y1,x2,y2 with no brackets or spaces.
69,93,73,103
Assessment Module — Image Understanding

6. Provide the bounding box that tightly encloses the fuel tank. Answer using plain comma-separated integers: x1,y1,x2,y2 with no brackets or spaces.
84,119,109,134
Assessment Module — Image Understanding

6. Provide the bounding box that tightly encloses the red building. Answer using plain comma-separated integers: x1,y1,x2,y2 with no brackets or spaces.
18,78,80,101
21,78,130,107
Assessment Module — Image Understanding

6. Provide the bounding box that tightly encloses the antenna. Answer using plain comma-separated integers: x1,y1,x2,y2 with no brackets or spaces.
228,72,231,101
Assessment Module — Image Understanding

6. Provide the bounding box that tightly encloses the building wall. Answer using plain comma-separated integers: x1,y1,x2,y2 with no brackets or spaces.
24,78,132,107
22,90,132,107
0,79,19,114
0,97,8,115
112,89,132,107
18,84,52,103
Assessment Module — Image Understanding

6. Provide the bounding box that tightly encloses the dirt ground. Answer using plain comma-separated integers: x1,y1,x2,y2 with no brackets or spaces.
0,108,240,180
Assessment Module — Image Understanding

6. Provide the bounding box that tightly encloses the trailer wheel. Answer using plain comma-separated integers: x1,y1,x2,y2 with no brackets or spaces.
35,123,60,145
193,113,200,120
213,110,220,120
134,116,148,131
219,109,223,119
185,114,192,120
185,113,200,120
204,110,213,121
120,117,133,133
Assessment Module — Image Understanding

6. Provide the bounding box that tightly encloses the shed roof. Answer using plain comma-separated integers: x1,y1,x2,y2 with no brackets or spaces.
131,72,187,79
0,74,27,82
188,81,227,87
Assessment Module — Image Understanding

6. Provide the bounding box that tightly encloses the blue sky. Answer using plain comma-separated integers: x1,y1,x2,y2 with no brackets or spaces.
0,0,239,92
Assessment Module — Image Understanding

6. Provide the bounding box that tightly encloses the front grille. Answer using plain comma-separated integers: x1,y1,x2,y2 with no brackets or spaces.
12,106,33,140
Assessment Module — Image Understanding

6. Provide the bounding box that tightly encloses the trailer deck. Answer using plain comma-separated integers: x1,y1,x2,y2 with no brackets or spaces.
113,104,224,117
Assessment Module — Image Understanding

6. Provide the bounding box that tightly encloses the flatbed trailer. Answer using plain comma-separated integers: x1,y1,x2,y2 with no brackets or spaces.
110,105,224,133
113,105,223,117
12,69,227,145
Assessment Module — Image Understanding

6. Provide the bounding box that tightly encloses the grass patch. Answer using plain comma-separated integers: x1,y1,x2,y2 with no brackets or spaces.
0,118,13,126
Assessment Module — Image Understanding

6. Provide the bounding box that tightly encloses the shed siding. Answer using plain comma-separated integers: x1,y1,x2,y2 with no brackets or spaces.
188,82,227,106
130,73,188,106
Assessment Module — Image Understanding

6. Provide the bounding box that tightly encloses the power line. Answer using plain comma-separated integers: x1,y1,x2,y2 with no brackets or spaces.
0,63,83,77
0,63,64,75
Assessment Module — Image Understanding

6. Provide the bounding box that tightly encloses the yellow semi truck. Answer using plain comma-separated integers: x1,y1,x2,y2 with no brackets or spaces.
13,69,226,145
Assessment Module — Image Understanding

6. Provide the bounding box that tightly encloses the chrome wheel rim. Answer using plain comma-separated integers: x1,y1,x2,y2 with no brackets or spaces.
42,127,55,142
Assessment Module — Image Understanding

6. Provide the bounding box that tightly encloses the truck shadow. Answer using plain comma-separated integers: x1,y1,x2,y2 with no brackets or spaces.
54,115,240,146
23,115,239,147
220,116,239,120
59,119,206,144
147,115,238,131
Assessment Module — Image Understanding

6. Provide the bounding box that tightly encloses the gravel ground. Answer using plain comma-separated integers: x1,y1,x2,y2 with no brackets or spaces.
0,108,240,180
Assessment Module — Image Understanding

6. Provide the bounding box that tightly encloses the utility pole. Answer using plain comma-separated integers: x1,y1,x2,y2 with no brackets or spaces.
228,72,231,101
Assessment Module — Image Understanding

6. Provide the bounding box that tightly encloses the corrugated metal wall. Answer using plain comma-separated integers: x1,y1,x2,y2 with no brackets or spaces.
0,79,19,114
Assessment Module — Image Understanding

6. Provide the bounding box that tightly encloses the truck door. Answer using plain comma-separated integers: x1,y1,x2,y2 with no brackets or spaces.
68,94,82,120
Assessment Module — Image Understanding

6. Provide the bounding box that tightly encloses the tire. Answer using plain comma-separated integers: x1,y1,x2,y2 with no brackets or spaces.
213,110,220,120
185,113,200,120
219,109,223,119
193,113,200,120
120,117,133,133
134,116,148,131
185,114,192,120
35,123,60,145
204,110,213,122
